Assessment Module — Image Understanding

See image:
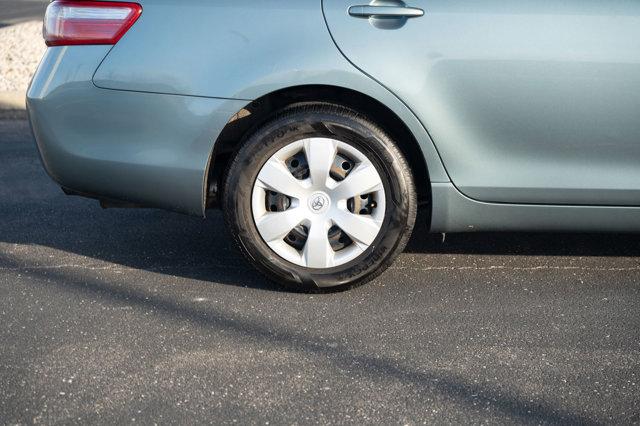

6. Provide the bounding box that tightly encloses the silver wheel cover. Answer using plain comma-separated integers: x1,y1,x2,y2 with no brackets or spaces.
251,138,386,269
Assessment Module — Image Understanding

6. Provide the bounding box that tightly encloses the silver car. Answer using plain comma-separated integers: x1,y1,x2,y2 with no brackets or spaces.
27,0,640,290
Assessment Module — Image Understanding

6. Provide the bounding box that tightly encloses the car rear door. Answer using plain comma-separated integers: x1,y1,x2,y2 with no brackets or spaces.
323,0,640,206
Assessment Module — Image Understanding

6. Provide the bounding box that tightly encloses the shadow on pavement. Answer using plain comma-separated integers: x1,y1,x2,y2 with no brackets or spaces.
0,251,602,425
3,202,640,293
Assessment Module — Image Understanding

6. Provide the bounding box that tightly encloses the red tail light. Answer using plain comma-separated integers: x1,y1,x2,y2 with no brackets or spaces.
44,0,142,46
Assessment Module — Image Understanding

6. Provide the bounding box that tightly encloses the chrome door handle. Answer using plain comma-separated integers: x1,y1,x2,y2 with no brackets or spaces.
348,5,424,18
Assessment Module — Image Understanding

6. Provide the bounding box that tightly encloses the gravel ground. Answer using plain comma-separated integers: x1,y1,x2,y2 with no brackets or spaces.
0,20,46,92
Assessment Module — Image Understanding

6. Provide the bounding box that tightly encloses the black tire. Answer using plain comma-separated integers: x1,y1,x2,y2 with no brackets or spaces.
222,103,417,292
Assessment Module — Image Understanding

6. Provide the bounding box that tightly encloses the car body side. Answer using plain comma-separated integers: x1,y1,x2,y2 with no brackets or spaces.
27,0,640,232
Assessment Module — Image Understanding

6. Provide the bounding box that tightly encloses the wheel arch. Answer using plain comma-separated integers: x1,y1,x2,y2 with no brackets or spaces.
205,84,433,214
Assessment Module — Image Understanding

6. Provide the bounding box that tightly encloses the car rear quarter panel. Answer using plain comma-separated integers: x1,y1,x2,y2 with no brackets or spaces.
92,0,450,186
94,0,367,100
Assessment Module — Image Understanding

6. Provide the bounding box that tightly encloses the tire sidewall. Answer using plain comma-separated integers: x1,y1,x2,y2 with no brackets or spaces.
224,106,415,290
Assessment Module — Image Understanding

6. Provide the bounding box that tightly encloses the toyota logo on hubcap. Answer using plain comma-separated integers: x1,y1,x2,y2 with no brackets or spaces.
308,192,330,214
311,196,325,210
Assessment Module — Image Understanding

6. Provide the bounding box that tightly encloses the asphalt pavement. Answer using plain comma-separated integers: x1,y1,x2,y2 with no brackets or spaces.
0,0,48,26
1,119,639,424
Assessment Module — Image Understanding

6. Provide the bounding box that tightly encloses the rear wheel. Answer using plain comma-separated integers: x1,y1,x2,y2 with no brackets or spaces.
223,104,417,291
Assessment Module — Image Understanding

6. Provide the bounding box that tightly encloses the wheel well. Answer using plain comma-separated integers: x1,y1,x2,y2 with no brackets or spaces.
206,85,431,209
